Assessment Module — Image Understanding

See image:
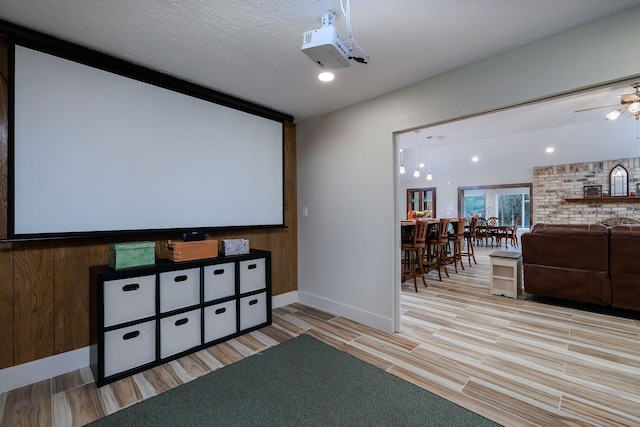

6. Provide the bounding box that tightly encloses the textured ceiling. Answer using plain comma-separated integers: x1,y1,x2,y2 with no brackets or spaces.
1,0,640,122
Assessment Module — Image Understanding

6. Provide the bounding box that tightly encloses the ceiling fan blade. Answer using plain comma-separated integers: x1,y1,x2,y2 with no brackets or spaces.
621,93,640,103
574,104,620,113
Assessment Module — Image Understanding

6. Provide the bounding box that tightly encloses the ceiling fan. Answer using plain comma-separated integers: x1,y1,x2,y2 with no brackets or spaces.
574,82,640,121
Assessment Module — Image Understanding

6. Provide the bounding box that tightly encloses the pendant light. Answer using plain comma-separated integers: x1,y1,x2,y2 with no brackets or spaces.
413,150,420,178
426,145,433,181
399,149,406,174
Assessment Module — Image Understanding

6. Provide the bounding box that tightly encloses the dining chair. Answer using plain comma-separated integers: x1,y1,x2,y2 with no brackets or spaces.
401,219,429,291
462,216,478,265
495,217,519,248
475,217,489,247
486,216,501,246
447,217,466,272
424,218,450,280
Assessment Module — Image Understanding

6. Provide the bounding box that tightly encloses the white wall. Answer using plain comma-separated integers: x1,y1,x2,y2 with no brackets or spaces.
296,8,640,333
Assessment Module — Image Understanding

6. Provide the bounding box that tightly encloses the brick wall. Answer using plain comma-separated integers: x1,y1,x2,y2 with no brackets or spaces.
532,157,640,224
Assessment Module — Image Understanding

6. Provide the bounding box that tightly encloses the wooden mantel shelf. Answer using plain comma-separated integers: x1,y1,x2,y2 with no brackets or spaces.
564,197,640,203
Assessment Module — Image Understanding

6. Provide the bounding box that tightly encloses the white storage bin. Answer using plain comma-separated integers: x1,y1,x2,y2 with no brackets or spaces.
239,292,267,331
159,268,200,312
160,309,201,358
103,274,155,327
104,320,156,377
204,262,236,302
239,258,266,294
204,300,237,342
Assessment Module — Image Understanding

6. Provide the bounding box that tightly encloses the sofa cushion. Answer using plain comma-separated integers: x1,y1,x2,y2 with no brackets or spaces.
524,223,609,271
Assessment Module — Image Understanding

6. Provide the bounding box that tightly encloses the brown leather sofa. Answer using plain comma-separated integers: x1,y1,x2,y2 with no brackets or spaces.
521,223,640,310
521,224,610,306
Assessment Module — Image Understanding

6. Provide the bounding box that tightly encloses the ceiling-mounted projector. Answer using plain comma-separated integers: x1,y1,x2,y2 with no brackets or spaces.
301,24,351,69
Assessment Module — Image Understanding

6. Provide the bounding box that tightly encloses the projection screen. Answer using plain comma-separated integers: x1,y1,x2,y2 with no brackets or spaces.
10,45,285,239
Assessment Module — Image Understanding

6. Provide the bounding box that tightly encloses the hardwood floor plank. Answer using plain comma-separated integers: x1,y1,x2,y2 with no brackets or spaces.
462,378,588,426
507,319,572,341
564,363,640,398
560,394,640,427
287,302,337,321
411,331,488,363
256,324,297,344
52,382,104,427
1,379,51,427
140,363,184,395
234,330,274,352
205,341,246,366
329,316,420,352
287,311,361,341
569,329,640,354
51,366,94,395
173,353,214,380
190,348,225,372
271,312,308,335
97,375,144,414
567,342,640,370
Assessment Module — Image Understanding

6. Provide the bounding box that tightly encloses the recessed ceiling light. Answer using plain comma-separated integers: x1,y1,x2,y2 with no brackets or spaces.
472,156,479,162
318,72,334,82
546,147,554,153
419,162,425,168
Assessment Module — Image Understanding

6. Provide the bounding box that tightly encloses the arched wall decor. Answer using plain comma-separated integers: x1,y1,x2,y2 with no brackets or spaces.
609,164,629,197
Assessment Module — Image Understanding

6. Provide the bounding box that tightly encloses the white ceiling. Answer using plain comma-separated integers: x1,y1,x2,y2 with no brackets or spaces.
397,79,640,182
400,82,637,148
1,0,640,122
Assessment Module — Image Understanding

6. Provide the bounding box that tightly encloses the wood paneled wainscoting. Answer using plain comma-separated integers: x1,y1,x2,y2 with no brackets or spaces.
0,34,297,370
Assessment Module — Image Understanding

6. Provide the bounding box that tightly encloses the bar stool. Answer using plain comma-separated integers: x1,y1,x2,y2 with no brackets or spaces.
462,216,478,266
424,218,450,280
401,219,429,291
447,218,466,272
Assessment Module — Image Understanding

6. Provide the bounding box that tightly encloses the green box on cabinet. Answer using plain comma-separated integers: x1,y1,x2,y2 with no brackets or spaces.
109,241,156,270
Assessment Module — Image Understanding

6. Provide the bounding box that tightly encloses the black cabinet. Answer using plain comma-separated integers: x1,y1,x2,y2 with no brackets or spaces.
90,249,271,387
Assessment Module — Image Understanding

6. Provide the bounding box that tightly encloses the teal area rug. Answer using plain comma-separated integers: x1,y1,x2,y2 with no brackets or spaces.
87,334,498,426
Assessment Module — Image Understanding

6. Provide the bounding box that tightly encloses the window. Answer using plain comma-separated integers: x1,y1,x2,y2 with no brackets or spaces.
463,195,485,217
406,188,436,218
497,193,530,228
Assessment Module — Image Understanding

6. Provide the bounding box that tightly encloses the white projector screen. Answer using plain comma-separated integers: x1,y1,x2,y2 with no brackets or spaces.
11,45,285,239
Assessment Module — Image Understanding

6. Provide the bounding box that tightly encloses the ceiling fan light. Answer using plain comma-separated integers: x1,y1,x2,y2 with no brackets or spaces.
628,102,640,113
606,109,622,121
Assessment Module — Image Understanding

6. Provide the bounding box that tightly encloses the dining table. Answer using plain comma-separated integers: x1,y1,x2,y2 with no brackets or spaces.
474,219,509,247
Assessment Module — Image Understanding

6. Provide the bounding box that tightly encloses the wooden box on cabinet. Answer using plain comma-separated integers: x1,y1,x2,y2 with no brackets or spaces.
90,249,271,387
161,239,218,262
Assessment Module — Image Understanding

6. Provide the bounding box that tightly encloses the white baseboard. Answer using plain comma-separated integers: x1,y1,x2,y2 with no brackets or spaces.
0,292,300,394
298,291,394,333
272,290,298,308
0,347,90,394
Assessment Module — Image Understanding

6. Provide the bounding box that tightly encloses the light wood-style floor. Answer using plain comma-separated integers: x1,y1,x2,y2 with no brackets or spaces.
1,246,639,426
